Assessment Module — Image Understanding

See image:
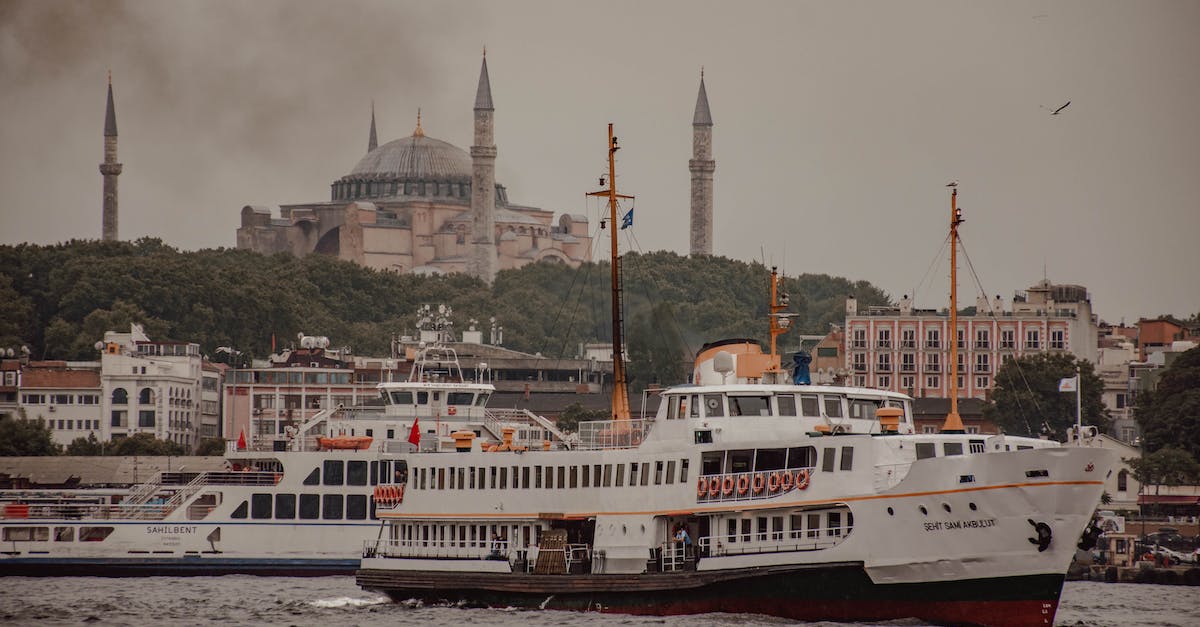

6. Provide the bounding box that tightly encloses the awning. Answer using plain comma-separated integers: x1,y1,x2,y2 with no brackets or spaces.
1137,495,1200,505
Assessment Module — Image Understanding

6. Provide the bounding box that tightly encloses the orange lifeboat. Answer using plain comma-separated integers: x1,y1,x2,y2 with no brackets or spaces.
317,436,373,451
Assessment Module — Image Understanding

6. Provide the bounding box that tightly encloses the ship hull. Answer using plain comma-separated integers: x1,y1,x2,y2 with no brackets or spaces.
1,556,357,577
358,563,1064,627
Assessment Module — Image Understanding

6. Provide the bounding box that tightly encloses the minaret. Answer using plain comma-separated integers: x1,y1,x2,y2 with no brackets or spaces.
469,51,498,283
689,69,715,256
367,101,378,152
99,73,122,242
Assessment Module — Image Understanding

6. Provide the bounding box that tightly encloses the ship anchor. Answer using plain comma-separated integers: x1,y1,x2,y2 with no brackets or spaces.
1027,519,1052,552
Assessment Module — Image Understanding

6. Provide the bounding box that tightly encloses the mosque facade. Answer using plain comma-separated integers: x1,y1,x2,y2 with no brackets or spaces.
236,57,592,280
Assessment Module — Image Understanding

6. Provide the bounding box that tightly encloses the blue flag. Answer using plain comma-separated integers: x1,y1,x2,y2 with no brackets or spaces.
620,208,634,230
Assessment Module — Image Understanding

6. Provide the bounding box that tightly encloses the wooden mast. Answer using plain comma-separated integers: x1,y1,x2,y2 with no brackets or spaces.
587,124,633,420
767,267,792,371
942,186,965,433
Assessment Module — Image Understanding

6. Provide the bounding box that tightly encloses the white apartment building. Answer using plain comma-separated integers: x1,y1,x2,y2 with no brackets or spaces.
845,280,1099,400
100,324,202,449
16,362,102,447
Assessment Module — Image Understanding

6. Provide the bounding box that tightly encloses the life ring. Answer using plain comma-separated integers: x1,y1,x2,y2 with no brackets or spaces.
709,477,722,498
373,486,385,502
697,477,708,497
767,472,781,493
736,475,750,496
752,473,766,494
722,475,735,496
780,471,794,491
795,468,811,490
448,406,457,415
396,484,405,503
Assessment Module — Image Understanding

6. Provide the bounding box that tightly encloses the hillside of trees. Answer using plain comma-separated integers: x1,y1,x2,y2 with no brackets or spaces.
0,239,892,390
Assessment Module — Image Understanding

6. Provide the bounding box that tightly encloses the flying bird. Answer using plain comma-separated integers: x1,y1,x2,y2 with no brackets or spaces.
946,181,958,188
1048,101,1071,115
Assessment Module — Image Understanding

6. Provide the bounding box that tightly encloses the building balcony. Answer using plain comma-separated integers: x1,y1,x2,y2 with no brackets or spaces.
853,363,868,373
851,341,868,349
876,341,892,349
924,364,941,373
974,364,991,373
900,364,916,373
999,343,1015,350
925,342,940,349
900,341,916,349
876,364,892,373
974,342,990,349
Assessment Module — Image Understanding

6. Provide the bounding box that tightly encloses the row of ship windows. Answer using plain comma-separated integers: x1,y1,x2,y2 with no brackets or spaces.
701,446,843,475
2,526,114,542
717,510,854,544
302,460,410,486
412,459,692,491
664,393,902,421
230,493,376,521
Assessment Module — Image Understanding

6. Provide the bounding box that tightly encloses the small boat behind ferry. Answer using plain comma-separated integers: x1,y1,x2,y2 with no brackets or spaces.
354,152,1116,626
0,333,568,576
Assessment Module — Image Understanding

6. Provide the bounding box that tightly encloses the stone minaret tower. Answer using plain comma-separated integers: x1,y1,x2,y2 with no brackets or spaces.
689,70,715,256
99,73,122,242
367,101,378,153
469,52,498,283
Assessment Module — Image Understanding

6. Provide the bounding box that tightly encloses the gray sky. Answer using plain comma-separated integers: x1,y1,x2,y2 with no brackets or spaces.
2,0,1197,324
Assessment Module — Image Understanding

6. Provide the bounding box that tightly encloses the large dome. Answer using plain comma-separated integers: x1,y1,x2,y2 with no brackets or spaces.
348,133,472,180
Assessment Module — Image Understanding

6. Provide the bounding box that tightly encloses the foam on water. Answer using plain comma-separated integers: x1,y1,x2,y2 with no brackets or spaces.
308,595,390,608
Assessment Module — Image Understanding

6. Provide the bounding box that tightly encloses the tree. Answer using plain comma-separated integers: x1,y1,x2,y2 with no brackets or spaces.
1135,347,1200,460
554,403,609,434
1125,447,1200,518
107,433,186,456
627,302,688,393
195,438,227,456
65,432,105,455
985,352,1109,438
0,410,62,456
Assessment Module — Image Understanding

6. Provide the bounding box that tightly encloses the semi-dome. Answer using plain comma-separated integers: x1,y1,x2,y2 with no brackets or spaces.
348,133,472,180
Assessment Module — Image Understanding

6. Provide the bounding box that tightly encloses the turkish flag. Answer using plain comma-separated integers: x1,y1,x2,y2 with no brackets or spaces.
407,419,420,447
236,430,246,450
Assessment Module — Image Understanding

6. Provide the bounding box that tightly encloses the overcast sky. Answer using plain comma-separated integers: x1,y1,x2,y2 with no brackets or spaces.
2,0,1197,324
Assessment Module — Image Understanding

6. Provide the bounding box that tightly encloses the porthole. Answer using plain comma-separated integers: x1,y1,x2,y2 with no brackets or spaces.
919,505,928,516
942,503,952,513
969,502,978,511
886,507,894,516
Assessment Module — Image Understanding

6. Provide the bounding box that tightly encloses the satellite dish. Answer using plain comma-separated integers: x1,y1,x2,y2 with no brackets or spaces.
94,341,105,351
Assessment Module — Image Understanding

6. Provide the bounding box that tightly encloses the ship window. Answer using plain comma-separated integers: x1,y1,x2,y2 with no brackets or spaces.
569,466,578,488
534,466,542,488
476,393,490,406
54,527,74,542
489,467,497,489
476,467,485,489
370,461,378,485
726,519,738,544
729,449,753,474
581,464,590,487
777,395,797,416
322,494,343,519
346,495,367,520
448,392,474,405
305,469,321,487
2,526,49,541
701,452,723,475
629,462,639,486
741,519,752,542
680,459,689,482
800,395,820,417
690,395,701,418
828,512,843,536
655,461,665,485
386,429,395,439
822,396,844,418
807,514,821,538
666,395,679,419
275,494,296,519
299,494,319,519
969,440,985,454
416,392,428,404
915,442,936,459
558,466,567,488
700,394,725,418
729,395,770,416
787,447,817,469
80,527,114,542
231,501,248,519
393,386,417,403
755,448,786,471
614,464,624,487
821,448,836,472
943,442,963,456
251,493,272,519
599,464,610,487
522,466,530,489
323,460,344,485
499,467,508,489
840,446,854,471
347,461,368,486
789,514,804,539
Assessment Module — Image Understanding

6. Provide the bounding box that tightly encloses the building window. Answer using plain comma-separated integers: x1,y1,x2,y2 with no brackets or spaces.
957,329,966,349
925,353,940,372
112,388,128,405
852,353,866,372
901,353,915,372
975,329,989,349
975,376,989,389
1000,329,1015,349
926,328,940,349
1117,470,1128,492
139,388,154,404
926,375,940,389
901,375,915,392
975,353,989,373
876,353,891,372
853,375,866,387
877,328,891,349
877,375,890,388
138,410,155,428
901,328,916,349
1050,329,1065,350
851,328,867,349
1026,329,1040,349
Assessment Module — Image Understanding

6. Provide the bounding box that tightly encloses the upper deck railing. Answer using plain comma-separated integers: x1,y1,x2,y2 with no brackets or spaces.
576,419,654,450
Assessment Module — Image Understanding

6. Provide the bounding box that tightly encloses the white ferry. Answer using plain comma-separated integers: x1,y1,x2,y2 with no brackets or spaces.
0,342,567,576
355,145,1116,626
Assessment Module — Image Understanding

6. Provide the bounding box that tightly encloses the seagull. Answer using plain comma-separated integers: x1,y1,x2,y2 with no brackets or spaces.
1049,101,1071,115
946,181,958,188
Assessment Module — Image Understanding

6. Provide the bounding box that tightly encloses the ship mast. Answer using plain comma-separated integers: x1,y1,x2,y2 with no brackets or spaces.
767,267,793,371
942,186,966,433
587,124,633,421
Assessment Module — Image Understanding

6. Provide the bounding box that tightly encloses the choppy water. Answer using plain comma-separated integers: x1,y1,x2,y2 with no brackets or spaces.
0,577,1196,626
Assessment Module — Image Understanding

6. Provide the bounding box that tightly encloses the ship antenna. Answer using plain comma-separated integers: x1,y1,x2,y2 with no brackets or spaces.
587,124,634,420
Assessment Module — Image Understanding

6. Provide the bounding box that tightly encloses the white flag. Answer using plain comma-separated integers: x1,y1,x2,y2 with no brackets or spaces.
1058,376,1078,392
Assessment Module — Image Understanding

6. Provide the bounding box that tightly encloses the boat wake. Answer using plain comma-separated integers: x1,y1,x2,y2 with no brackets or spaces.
308,595,390,608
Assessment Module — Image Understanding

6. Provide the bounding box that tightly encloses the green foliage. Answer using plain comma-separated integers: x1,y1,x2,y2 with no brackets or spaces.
554,403,610,434
1,243,890,384
65,432,105,455
107,433,187,456
1125,447,1200,487
1135,347,1200,460
0,410,62,456
984,353,1109,438
195,438,227,456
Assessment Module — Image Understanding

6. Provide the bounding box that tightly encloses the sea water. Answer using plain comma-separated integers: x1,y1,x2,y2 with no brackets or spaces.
0,577,1196,626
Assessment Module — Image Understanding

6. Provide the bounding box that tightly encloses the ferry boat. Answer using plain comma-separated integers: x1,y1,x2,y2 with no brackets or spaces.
354,134,1116,626
0,339,567,576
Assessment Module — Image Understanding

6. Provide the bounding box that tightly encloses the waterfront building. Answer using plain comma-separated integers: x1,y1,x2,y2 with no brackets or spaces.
843,279,1099,401
14,362,102,447
99,325,202,449
236,55,592,281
